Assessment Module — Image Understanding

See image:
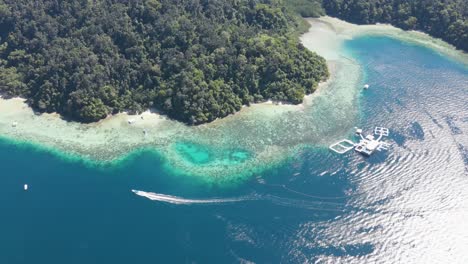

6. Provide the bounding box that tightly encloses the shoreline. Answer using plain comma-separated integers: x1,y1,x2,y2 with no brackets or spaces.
0,60,337,130
307,17,468,66
0,16,465,182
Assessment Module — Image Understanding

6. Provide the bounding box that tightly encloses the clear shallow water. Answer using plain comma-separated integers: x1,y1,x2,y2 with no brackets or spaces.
0,36,467,263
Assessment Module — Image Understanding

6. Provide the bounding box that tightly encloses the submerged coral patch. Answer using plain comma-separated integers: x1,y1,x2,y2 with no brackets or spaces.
1,17,465,183
175,141,252,166
174,142,213,165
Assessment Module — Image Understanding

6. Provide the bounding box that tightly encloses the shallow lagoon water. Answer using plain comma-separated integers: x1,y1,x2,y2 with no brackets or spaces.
1,24,468,263
0,19,364,182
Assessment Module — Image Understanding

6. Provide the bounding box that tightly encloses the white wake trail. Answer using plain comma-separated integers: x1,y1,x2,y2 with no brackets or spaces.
131,190,250,205
131,190,348,212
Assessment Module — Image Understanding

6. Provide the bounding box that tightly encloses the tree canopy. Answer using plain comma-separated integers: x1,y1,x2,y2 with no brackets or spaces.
0,0,329,124
323,0,467,52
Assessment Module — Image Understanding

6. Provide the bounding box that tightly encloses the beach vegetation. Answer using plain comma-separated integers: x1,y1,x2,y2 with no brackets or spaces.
0,0,328,124
323,0,468,52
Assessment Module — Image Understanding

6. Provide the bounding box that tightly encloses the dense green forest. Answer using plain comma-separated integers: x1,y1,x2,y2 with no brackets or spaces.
285,0,325,18
1,0,465,124
323,0,468,52
0,0,329,124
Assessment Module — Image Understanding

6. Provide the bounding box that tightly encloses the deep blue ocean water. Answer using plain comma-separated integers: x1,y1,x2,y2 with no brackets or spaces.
1,36,467,263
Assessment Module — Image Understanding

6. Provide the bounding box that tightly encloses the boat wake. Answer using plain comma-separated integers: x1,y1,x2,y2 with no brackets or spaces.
131,190,348,212
131,190,250,205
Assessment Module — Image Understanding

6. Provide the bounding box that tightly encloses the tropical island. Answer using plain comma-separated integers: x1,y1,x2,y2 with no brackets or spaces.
0,1,467,261
0,0,329,125
0,0,466,126
0,0,466,180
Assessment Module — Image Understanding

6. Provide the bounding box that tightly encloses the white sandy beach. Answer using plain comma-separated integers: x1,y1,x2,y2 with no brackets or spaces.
0,16,465,179
303,17,468,63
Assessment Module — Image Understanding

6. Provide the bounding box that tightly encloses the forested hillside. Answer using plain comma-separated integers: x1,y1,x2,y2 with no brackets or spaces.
0,0,329,124
285,0,325,18
323,0,467,52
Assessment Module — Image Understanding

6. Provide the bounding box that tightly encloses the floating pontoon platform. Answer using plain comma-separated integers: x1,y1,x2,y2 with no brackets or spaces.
330,127,391,156
329,139,355,154
374,127,389,136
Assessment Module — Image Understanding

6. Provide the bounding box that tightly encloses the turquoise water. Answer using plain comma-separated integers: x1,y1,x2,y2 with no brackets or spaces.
1,36,467,263
174,142,251,165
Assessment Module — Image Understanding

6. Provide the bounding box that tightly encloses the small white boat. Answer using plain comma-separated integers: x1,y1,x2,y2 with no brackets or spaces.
24,184,28,191
364,84,370,89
